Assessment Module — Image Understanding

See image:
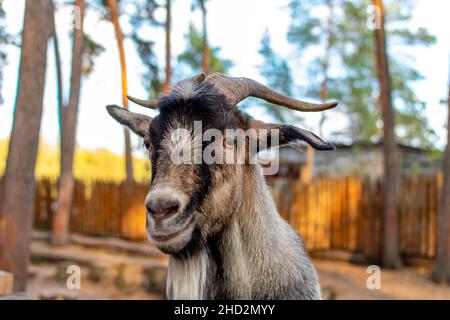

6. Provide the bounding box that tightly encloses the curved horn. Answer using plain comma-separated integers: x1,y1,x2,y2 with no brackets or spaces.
206,73,338,112
127,95,158,109
126,74,206,109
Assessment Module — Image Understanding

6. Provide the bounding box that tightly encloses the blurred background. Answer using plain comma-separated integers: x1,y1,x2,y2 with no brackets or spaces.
0,0,450,299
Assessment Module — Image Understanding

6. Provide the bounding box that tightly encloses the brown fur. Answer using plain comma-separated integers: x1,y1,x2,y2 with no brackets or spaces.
105,78,333,299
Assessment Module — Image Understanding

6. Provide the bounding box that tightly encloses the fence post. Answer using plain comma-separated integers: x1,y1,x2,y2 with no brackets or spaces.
0,271,13,295
299,146,314,184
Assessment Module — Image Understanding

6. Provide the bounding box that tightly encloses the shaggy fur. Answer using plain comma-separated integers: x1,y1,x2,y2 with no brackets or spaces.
106,81,325,300
167,166,321,299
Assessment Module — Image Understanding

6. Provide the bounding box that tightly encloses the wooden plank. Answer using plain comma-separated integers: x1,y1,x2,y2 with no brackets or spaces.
24,174,443,260
0,271,14,296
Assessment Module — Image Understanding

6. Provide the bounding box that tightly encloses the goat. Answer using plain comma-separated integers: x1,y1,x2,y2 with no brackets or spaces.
106,73,338,299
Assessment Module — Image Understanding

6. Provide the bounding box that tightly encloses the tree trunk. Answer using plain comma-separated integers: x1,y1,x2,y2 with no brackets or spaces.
318,79,328,137
106,0,134,183
50,0,63,132
300,146,314,184
0,0,51,292
318,0,333,138
200,0,210,74
312,0,334,180
51,0,85,246
373,0,402,269
162,0,171,94
432,62,450,283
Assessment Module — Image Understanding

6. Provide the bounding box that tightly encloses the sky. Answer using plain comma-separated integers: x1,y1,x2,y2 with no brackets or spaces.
0,0,449,158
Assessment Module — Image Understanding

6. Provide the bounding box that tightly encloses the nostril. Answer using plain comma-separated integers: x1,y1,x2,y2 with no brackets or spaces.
158,200,180,217
146,200,155,215
165,202,179,215
146,198,181,218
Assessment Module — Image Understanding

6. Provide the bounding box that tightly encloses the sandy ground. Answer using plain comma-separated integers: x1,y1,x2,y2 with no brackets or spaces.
27,259,450,300
24,238,450,300
315,259,450,300
26,236,167,300
27,263,162,300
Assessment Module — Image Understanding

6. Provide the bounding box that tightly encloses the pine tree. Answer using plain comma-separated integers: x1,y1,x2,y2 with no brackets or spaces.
0,0,7,105
106,0,134,182
258,31,296,123
433,56,450,283
129,0,161,99
177,23,232,76
373,0,402,269
162,0,171,94
287,0,436,148
192,0,210,74
51,0,86,246
0,0,52,291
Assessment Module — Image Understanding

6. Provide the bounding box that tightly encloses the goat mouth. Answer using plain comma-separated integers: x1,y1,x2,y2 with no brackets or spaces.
150,213,195,243
152,229,184,242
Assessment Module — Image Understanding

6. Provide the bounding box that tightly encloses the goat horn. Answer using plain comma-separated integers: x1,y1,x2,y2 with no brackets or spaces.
127,73,205,109
127,95,158,109
193,72,206,82
206,73,338,112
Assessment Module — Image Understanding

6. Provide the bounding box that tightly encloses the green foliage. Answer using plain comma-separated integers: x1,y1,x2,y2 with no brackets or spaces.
257,31,298,123
128,0,162,98
82,33,105,76
259,32,293,97
177,23,232,76
288,0,333,50
88,0,162,99
190,0,209,12
132,34,161,99
287,0,437,149
287,0,338,100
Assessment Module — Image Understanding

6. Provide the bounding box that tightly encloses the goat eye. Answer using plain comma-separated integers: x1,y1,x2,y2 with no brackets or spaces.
144,141,151,150
224,137,235,148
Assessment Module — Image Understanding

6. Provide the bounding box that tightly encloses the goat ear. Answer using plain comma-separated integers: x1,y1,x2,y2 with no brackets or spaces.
275,124,335,150
249,119,335,151
106,105,152,138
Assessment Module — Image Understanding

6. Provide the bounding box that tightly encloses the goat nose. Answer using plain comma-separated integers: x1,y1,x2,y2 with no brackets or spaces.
146,195,180,218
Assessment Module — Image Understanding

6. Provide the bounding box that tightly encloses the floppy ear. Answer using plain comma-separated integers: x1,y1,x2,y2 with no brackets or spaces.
106,105,152,138
249,119,335,151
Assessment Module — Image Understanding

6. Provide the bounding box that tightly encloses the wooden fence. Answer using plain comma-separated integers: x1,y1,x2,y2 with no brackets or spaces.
33,179,150,240
0,174,442,259
269,175,441,259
